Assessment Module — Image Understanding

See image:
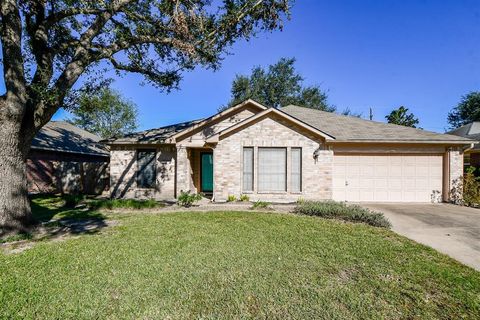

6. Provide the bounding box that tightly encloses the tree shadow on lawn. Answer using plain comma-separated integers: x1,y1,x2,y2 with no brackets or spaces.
1,195,111,249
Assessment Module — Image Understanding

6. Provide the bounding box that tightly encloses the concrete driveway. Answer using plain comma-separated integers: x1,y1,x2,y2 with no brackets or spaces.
361,203,480,271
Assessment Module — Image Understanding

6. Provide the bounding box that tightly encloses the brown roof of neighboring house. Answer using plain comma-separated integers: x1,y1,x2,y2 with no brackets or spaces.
281,105,474,143
31,121,109,157
447,122,480,150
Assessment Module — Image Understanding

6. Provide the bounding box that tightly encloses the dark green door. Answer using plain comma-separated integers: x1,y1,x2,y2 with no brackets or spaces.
201,152,213,192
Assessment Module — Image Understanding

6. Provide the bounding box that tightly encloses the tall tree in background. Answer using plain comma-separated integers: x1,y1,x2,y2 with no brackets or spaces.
222,58,334,111
448,92,480,129
385,106,420,128
0,0,291,234
68,87,138,138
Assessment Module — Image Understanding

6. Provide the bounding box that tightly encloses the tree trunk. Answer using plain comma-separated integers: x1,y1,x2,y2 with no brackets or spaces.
0,119,34,236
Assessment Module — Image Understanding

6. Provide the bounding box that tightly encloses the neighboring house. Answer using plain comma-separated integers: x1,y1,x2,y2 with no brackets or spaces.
104,99,474,203
28,121,110,194
448,122,480,172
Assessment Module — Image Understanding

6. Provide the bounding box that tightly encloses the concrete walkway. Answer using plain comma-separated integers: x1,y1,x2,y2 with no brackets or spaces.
361,203,480,271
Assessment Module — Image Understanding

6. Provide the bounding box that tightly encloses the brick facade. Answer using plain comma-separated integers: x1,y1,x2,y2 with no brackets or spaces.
213,114,332,202
108,105,467,203
110,145,176,200
447,148,464,202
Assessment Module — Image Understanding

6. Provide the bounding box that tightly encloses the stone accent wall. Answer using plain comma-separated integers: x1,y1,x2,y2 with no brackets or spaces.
448,147,464,202
213,114,332,202
110,145,176,200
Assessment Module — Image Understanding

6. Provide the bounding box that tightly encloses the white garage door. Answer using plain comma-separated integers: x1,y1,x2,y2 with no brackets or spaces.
333,154,443,202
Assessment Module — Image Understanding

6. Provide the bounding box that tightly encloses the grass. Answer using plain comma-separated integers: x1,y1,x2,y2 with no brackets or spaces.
29,195,164,222
1,200,479,319
30,195,106,222
88,198,163,210
295,200,392,228
250,200,271,210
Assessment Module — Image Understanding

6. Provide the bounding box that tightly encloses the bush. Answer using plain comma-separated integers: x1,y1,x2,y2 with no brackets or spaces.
463,167,480,207
239,194,250,202
177,191,203,207
227,195,237,202
294,200,391,228
251,200,271,210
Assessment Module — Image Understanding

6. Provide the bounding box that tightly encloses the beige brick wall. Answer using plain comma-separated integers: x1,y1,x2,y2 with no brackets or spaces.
448,147,464,202
177,108,256,147
110,145,176,200
213,115,332,202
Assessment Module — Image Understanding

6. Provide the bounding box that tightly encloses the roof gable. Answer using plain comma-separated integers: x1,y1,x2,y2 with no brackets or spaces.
169,99,267,142
206,107,334,142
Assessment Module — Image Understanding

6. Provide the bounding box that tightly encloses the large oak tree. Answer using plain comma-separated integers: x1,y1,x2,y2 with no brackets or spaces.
0,0,290,235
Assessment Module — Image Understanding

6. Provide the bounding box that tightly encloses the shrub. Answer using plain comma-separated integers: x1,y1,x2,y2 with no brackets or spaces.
251,200,271,210
294,200,391,228
177,191,203,207
463,166,480,207
227,195,237,202
239,194,250,202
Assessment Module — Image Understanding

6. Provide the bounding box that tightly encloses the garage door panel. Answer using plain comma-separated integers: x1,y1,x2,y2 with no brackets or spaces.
333,154,443,203
359,178,375,188
375,167,389,176
375,178,388,188
359,190,374,201
360,166,375,176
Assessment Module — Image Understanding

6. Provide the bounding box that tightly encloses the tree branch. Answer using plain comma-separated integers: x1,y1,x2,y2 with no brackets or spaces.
0,0,27,118
33,0,134,130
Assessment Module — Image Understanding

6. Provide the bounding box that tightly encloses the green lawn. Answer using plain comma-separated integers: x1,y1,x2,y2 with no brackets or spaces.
1,199,479,319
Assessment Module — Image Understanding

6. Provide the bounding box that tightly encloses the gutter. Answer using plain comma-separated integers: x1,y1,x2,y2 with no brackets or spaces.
327,140,474,145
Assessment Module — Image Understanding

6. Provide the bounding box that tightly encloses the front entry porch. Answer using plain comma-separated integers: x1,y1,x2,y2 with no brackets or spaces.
176,146,214,198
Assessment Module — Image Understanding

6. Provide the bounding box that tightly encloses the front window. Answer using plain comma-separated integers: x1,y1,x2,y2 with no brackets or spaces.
291,148,302,192
137,149,156,188
258,148,287,192
243,147,254,191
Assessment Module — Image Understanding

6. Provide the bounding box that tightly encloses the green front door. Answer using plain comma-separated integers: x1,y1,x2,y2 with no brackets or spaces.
201,152,213,193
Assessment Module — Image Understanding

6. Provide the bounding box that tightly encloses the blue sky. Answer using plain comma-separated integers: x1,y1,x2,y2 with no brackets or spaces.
4,1,480,132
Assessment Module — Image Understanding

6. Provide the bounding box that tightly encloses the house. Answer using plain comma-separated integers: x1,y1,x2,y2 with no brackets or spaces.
28,121,110,194
104,99,474,203
447,122,480,172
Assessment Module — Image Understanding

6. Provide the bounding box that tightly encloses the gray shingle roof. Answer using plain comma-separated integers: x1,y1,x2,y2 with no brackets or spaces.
281,105,474,143
31,121,109,156
448,122,480,150
103,119,204,144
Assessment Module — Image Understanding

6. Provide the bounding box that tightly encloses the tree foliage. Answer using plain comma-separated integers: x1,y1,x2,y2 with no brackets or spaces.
385,106,420,128
0,0,291,233
448,92,480,129
222,57,334,111
68,87,138,138
1,0,291,138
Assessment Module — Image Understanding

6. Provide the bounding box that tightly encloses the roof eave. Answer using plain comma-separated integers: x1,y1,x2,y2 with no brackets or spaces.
327,139,475,145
